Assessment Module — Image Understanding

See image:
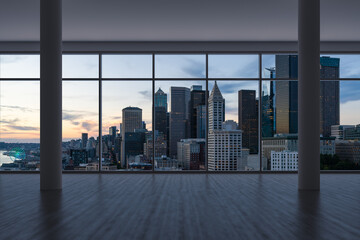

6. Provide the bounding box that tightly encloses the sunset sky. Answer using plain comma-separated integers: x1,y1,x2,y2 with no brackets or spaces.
1,54,359,143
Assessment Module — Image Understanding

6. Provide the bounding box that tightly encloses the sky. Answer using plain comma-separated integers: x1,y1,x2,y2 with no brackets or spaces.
0,54,359,143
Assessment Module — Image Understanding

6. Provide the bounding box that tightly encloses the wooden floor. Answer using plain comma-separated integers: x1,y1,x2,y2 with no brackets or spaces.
0,174,359,240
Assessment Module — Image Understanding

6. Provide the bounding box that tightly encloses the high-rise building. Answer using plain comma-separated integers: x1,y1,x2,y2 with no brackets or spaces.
208,120,243,171
109,126,117,145
196,105,206,138
274,55,339,137
121,107,142,135
262,69,275,138
274,55,298,134
189,85,206,138
238,90,258,154
177,138,205,170
208,83,242,171
320,56,340,137
81,133,88,149
121,107,143,168
155,106,167,136
208,82,225,132
155,88,167,110
169,87,190,158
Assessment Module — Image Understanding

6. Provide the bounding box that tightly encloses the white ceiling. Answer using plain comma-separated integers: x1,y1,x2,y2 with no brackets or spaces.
0,0,359,42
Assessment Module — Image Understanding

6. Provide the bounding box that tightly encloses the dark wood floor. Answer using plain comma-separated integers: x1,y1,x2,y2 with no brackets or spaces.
0,174,359,240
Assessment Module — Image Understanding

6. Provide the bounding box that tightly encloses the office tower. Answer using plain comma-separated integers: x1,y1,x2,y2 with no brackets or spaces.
262,68,275,138
121,107,143,168
177,139,205,170
208,120,243,171
109,126,117,145
320,56,340,137
121,107,142,135
274,55,298,134
274,55,339,137
208,83,242,171
155,106,167,136
81,133,88,149
189,85,206,138
155,88,168,110
196,105,206,138
208,82,225,132
238,90,258,154
169,87,190,158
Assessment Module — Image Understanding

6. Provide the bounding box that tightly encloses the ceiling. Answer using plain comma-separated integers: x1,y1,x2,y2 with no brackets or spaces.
0,0,359,42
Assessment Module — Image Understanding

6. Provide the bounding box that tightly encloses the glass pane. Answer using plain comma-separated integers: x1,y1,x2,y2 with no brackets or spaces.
261,80,298,171
155,81,206,171
209,55,258,78
208,80,260,171
63,55,99,78
321,54,360,78
102,81,152,171
325,81,360,170
102,55,152,78
0,81,40,171
62,81,98,171
0,55,40,78
155,55,206,78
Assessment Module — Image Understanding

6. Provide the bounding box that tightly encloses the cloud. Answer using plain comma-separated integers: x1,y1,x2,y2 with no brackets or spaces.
340,81,360,104
112,116,122,120
62,112,82,121
181,58,206,78
0,105,37,112
138,90,151,99
8,126,39,131
81,122,97,131
0,118,20,124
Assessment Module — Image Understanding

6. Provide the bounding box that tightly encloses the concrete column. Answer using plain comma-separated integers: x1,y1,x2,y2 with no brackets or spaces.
40,0,62,190
298,0,320,190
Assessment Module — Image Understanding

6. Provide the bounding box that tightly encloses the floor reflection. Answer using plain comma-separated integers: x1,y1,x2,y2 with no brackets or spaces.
296,190,321,240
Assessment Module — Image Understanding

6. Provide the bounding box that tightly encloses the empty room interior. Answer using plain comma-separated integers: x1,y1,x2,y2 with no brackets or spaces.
0,0,359,239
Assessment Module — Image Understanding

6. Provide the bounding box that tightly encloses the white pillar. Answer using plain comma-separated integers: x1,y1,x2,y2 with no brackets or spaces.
40,0,62,190
298,0,320,190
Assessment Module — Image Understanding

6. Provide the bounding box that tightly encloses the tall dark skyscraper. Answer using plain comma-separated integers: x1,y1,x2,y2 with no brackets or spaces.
169,87,190,158
238,90,258,154
274,55,339,137
81,133,88,149
275,55,298,134
189,85,206,138
320,56,340,137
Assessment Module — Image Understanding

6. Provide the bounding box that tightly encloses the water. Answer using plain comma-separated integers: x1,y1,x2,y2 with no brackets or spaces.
0,150,14,165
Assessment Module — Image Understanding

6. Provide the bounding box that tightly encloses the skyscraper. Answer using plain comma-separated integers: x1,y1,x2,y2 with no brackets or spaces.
275,55,298,134
81,133,88,149
238,90,258,154
320,56,340,137
208,82,225,132
109,126,117,145
121,107,142,135
121,107,143,168
154,88,167,110
189,85,206,138
169,87,190,158
274,55,339,137
208,82,242,171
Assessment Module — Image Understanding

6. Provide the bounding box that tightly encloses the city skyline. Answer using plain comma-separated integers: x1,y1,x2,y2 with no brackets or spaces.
1,54,360,143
